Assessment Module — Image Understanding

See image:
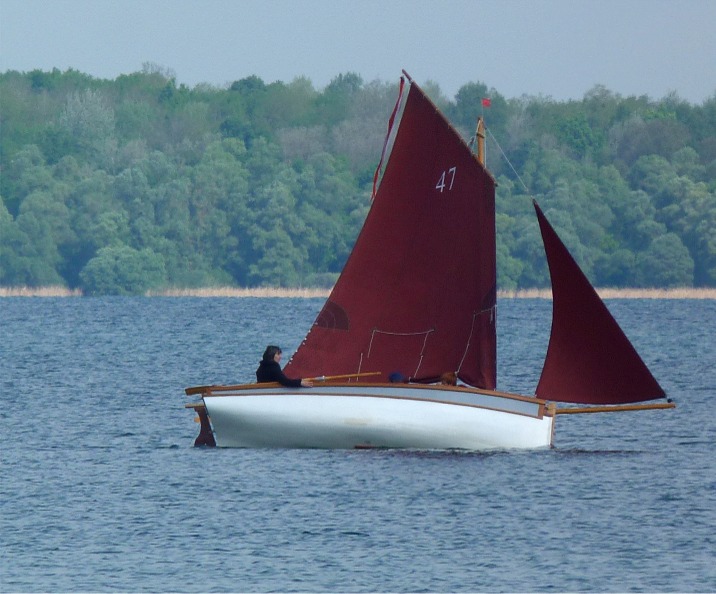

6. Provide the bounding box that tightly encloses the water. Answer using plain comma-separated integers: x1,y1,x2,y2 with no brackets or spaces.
1,297,714,592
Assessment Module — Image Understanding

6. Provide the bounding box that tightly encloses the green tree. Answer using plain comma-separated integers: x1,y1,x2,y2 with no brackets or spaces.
594,247,637,287
58,89,116,166
79,245,166,295
495,214,525,290
313,72,363,126
247,178,308,286
2,67,715,292
1,144,54,216
615,116,690,166
636,233,694,287
0,197,31,284
556,113,604,159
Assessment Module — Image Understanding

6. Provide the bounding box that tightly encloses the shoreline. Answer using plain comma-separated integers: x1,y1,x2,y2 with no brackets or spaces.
2,286,716,299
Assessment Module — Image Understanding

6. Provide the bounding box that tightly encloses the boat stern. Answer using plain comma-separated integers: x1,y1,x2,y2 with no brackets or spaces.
185,401,216,447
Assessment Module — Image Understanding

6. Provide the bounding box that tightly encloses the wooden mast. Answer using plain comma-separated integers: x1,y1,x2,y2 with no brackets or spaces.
476,117,486,166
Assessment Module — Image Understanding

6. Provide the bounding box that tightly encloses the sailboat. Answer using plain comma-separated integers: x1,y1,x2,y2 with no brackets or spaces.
185,72,674,450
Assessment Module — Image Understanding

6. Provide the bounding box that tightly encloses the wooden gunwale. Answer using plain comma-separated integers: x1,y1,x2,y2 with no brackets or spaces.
186,381,547,403
185,382,552,420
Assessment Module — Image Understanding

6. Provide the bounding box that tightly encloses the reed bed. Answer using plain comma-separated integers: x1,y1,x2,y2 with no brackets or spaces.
145,287,716,299
498,287,716,299
0,286,82,297
2,286,716,299
147,287,331,298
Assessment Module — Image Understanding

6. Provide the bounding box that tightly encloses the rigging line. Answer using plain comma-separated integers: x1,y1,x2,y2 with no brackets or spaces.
456,312,477,374
412,332,434,379
485,125,533,197
456,305,496,374
367,328,435,358
372,329,435,336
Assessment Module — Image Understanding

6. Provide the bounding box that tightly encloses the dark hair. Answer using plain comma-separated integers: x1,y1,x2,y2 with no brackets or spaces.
262,345,282,361
440,372,457,386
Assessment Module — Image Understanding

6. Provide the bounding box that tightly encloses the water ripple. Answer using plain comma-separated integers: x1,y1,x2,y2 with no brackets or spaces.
1,297,714,592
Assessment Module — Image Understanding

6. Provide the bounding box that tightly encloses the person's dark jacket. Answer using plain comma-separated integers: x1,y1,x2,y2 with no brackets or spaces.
256,359,302,387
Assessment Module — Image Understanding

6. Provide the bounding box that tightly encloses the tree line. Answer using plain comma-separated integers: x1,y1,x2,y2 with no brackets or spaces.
1,65,715,294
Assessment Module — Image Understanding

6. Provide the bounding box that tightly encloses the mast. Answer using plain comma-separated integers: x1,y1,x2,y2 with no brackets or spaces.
476,117,486,166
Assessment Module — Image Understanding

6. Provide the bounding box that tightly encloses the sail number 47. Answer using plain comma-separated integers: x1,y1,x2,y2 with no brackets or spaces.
435,167,457,193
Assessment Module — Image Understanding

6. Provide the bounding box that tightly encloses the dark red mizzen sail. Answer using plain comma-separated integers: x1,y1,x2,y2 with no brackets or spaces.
286,77,497,388
534,201,666,404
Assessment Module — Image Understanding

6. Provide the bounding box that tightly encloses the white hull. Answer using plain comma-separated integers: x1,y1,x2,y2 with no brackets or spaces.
199,384,555,450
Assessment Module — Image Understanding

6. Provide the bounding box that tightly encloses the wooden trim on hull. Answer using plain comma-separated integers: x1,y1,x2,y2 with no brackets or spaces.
554,401,676,414
186,382,552,413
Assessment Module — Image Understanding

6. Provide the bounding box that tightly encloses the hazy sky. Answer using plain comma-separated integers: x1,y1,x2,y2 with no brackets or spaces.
1,0,715,103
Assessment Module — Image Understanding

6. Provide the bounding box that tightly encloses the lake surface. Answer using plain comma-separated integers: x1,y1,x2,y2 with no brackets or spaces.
1,297,714,592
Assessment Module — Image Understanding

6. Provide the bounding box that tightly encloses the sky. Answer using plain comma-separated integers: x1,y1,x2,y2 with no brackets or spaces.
1,0,715,104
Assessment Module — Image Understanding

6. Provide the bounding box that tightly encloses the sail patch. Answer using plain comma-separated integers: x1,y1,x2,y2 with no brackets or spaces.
315,300,350,330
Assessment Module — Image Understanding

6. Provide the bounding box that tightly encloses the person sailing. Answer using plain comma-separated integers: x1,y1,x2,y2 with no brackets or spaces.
256,345,313,387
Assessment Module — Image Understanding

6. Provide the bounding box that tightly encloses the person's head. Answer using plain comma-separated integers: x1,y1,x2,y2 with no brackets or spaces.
262,345,282,362
440,372,457,386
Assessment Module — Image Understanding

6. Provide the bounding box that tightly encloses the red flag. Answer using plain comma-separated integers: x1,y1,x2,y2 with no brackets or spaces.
482,97,491,107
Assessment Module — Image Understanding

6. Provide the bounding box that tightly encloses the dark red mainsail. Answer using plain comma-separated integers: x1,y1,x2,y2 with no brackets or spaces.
534,201,666,404
286,77,497,388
